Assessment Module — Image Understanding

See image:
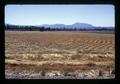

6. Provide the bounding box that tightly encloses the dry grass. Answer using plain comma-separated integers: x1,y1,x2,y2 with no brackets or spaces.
5,31,115,79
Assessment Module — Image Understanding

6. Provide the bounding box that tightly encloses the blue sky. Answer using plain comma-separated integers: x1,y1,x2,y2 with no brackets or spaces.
5,5,114,27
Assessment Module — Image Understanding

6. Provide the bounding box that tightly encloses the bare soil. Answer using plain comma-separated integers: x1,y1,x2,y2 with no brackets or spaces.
5,31,115,79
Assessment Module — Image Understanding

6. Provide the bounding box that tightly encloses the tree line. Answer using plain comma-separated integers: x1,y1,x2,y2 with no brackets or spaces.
5,24,114,31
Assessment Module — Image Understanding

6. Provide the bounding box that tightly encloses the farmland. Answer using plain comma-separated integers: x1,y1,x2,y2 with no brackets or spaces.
5,31,115,79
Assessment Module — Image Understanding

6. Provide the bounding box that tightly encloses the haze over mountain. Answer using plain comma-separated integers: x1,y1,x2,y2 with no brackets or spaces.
39,22,95,29
5,22,114,30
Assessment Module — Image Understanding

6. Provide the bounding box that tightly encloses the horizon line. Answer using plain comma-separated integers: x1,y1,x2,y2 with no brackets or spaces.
5,23,114,27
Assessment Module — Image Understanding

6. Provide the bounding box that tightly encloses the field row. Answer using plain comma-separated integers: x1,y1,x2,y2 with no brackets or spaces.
5,31,115,79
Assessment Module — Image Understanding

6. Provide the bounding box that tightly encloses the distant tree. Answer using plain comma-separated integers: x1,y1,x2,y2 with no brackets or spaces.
39,26,44,32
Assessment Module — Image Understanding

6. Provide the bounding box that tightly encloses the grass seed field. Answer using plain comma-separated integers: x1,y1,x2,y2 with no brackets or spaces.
5,31,115,79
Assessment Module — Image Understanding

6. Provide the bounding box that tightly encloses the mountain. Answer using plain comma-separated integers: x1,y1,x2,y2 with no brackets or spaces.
38,22,94,29
42,24,65,28
5,23,114,31
5,23,114,30
72,23,93,28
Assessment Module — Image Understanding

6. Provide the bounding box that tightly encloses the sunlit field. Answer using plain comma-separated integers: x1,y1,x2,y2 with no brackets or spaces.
5,31,115,79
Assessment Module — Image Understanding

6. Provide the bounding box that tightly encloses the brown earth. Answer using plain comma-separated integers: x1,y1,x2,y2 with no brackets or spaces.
5,31,115,79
